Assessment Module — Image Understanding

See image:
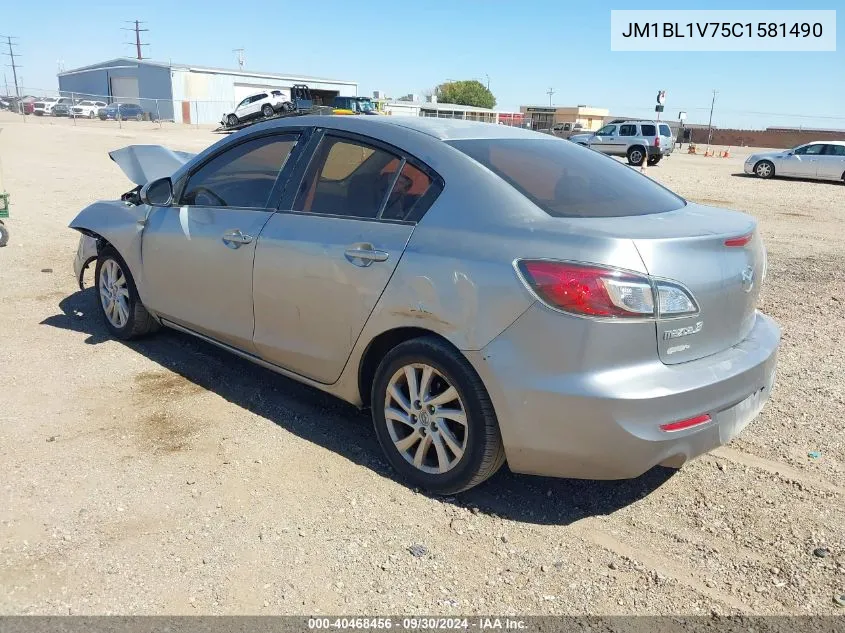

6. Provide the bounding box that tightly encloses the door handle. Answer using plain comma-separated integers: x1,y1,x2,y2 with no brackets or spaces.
222,230,254,248
344,245,389,266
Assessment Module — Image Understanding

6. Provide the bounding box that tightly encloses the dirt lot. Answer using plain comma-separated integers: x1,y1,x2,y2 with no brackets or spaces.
0,112,843,616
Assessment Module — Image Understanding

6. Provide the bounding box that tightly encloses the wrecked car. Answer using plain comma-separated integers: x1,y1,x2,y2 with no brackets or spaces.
70,115,779,494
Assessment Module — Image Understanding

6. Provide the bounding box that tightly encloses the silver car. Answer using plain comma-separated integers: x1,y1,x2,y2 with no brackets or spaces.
70,116,780,494
745,141,845,182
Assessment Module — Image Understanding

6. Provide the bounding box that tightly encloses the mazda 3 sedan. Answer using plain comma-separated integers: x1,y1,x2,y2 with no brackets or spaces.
70,116,780,494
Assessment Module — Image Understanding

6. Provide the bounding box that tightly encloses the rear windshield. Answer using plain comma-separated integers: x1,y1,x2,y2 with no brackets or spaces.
640,124,657,136
448,138,685,218
659,124,672,137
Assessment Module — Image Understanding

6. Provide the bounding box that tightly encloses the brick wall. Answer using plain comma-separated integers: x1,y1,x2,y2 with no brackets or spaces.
686,128,845,149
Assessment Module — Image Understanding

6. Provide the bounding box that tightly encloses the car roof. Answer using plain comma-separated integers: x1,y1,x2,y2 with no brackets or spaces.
254,114,548,141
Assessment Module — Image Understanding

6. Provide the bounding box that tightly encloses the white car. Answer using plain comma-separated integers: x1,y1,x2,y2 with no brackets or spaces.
745,141,845,182
222,90,288,127
71,100,108,118
33,96,73,116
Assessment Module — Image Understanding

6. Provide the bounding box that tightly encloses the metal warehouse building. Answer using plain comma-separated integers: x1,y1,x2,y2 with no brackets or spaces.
57,58,357,124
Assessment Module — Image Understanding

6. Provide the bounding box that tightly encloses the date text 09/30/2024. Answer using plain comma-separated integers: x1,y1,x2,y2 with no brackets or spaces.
622,22,824,39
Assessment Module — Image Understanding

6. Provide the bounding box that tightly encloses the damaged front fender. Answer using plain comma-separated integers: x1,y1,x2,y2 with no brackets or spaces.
69,200,150,300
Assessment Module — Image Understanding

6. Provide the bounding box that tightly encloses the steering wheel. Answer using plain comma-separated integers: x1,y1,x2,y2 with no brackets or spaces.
191,187,228,207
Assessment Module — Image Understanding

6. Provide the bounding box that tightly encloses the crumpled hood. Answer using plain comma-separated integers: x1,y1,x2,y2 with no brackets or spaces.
109,145,196,186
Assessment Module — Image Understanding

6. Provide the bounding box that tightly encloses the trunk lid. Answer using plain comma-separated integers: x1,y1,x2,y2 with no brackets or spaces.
628,204,764,364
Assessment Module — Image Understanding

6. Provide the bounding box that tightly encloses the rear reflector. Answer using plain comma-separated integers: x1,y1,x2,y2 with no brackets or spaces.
660,414,712,432
724,233,752,247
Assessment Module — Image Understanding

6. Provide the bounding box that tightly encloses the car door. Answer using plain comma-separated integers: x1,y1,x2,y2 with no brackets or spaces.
245,94,267,119
252,130,441,383
818,144,845,180
588,125,617,153
781,143,824,177
141,130,304,352
616,123,637,155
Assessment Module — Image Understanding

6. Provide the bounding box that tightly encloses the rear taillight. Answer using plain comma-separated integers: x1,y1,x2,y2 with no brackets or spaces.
654,136,660,146
515,260,699,320
516,261,654,318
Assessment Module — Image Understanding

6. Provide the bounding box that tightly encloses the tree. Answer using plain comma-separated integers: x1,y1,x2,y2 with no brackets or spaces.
434,80,496,109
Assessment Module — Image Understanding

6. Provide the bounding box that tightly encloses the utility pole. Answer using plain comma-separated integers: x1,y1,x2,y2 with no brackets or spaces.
706,89,718,147
233,49,245,70
484,73,490,91
123,20,149,60
1,35,21,97
546,87,555,107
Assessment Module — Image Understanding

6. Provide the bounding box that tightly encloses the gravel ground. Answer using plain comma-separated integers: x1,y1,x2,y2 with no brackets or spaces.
0,113,843,616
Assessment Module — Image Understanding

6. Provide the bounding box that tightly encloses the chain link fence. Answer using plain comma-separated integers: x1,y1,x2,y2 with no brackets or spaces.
3,87,239,129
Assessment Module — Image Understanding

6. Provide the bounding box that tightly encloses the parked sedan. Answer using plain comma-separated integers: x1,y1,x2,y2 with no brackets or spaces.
69,117,780,494
745,141,845,182
98,103,145,121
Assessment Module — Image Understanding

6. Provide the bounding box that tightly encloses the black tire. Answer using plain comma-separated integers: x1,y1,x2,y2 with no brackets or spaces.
261,104,274,118
754,160,775,179
94,247,159,340
89,111,96,119
371,336,506,494
227,114,239,127
0,221,8,248
647,155,662,166
627,146,646,166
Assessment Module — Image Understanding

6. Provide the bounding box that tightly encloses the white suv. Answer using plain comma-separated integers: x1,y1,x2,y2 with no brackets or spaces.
71,100,108,118
33,97,73,116
221,90,288,127
569,120,675,166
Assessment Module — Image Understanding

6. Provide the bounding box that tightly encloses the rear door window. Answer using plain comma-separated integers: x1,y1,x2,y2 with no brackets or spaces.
448,138,685,218
823,144,845,156
640,124,657,136
294,136,401,219
618,124,636,136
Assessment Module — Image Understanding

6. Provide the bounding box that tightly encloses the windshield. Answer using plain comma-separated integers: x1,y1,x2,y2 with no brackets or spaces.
356,101,374,112
448,138,686,218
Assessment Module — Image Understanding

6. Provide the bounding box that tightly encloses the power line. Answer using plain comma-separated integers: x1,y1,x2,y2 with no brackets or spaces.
1,35,21,98
122,20,149,60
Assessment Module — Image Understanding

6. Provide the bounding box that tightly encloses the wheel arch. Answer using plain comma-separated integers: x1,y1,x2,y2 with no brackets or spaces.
358,326,461,408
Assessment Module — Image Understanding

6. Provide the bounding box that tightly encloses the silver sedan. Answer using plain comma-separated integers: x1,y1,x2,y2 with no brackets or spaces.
70,116,780,493
745,141,845,182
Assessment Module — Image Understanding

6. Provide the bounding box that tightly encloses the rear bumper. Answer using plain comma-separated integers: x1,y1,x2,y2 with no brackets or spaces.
465,307,780,480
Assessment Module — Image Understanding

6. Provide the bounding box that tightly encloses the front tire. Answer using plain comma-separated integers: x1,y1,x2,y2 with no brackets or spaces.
227,114,239,127
371,337,505,494
94,247,158,340
627,146,646,166
754,160,775,179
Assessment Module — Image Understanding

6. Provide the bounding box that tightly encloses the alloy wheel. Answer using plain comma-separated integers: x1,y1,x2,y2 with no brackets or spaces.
756,162,772,178
384,363,468,475
98,259,130,329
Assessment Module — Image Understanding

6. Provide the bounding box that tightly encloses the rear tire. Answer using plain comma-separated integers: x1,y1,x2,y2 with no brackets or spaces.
627,146,646,166
261,104,274,118
94,247,159,340
371,336,506,494
0,221,8,248
754,160,775,179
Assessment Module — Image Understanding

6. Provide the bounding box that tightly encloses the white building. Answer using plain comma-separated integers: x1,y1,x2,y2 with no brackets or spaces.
58,58,358,124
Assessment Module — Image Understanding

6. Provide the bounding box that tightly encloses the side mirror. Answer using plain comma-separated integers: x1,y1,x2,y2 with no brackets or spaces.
140,177,173,207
